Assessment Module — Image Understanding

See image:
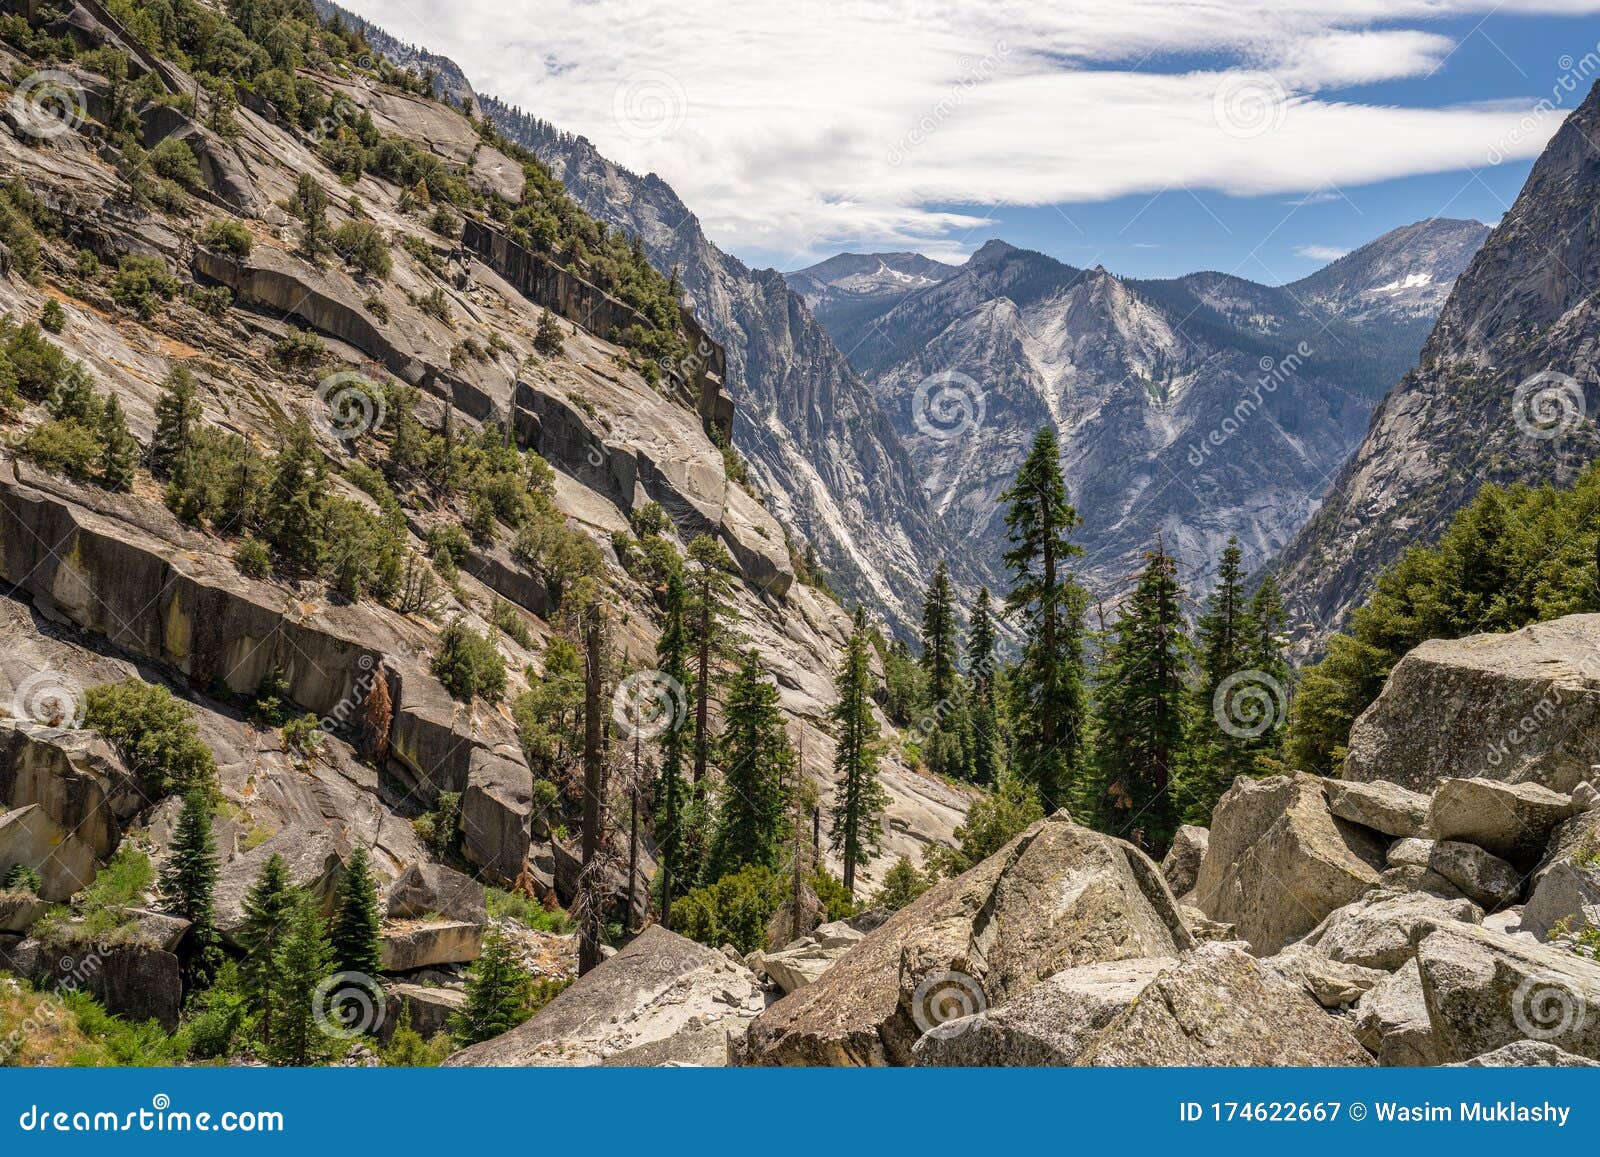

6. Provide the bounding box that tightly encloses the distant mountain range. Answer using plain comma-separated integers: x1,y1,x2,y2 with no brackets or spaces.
786,220,1489,601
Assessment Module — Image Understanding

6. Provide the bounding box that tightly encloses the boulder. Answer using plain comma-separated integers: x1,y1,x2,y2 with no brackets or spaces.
743,813,1192,1066
749,917,870,994
1070,944,1373,1066
0,891,46,933
0,719,139,859
445,925,764,1066
1451,1041,1600,1067
215,832,344,945
913,958,1176,1067
121,908,190,953
0,804,99,902
1387,838,1434,868
1352,960,1442,1066
1522,861,1600,939
1345,615,1600,793
1428,840,1521,910
1190,773,1387,955
1177,904,1236,943
460,747,534,885
379,919,483,972
1299,888,1482,972
21,937,182,1031
1415,921,1600,1062
386,862,487,925
1159,824,1207,897
1324,778,1431,839
1267,945,1388,1009
382,982,465,1041
1427,778,1577,865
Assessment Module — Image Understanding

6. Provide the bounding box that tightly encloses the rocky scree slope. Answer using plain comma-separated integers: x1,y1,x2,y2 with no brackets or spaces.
0,3,965,1025
786,224,1484,601
1275,81,1600,647
450,610,1600,1067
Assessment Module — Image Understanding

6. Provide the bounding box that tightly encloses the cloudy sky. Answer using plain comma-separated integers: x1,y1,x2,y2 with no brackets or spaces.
347,0,1600,280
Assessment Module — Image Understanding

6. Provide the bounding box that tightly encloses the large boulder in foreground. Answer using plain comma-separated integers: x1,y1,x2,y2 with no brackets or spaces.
1451,1041,1600,1067
917,944,1370,1067
1324,778,1430,839
1416,921,1600,1062
1353,959,1441,1066
445,926,764,1066
1345,615,1600,794
1191,774,1387,955
1427,778,1578,866
742,812,1192,1066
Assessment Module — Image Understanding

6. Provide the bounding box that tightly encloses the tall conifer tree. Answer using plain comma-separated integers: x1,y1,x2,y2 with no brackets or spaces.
828,609,887,896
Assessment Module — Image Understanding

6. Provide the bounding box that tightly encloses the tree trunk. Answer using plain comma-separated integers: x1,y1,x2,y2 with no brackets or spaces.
627,771,640,933
693,583,710,788
579,605,606,976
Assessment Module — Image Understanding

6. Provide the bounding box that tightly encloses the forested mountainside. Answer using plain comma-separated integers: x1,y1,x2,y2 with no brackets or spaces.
1274,81,1600,646
480,99,997,637
786,222,1487,600
0,0,969,1063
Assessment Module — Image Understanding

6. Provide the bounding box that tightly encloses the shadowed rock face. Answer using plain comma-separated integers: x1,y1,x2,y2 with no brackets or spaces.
742,813,1192,1066
444,925,765,1067
1276,81,1600,646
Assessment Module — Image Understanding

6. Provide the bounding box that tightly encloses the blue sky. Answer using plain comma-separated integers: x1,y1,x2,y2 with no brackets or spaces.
353,1,1600,283
911,14,1599,283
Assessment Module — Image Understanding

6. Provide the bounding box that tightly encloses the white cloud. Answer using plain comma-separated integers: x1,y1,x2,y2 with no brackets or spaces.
346,0,1600,263
1295,244,1352,261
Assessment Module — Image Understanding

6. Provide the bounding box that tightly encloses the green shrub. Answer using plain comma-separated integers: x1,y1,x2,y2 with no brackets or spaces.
38,299,66,333
21,418,100,482
84,679,218,797
149,138,202,188
34,844,154,946
2,863,42,894
431,619,506,703
485,886,573,934
198,217,252,257
271,328,324,368
489,597,533,648
331,219,392,279
671,864,785,955
110,255,178,319
417,287,452,323
228,530,269,586
281,713,324,759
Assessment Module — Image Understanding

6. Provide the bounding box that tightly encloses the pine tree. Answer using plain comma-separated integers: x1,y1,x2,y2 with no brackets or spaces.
97,393,138,491
1179,536,1253,820
685,535,737,790
1092,546,1191,852
1196,536,1247,693
151,366,201,478
533,308,565,357
329,846,382,978
966,587,1002,785
705,649,793,881
448,930,530,1045
654,569,695,928
265,890,333,1066
160,790,222,990
919,561,958,706
577,587,609,977
238,853,296,1049
265,420,326,575
291,172,329,257
1244,575,1289,688
828,608,887,896
998,427,1089,812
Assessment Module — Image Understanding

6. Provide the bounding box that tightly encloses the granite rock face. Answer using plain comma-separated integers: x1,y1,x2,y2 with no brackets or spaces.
445,926,764,1066
1191,773,1387,954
